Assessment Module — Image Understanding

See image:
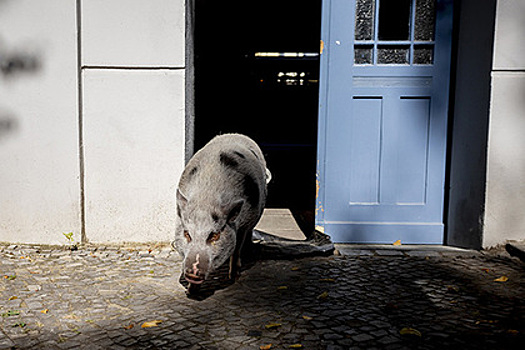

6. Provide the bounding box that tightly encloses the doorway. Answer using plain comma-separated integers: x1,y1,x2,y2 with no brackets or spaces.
193,0,322,236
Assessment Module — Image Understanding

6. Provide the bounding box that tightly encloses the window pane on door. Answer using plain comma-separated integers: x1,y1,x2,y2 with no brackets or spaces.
414,0,436,41
413,45,434,64
355,0,375,41
377,45,409,64
354,45,374,64
378,0,411,41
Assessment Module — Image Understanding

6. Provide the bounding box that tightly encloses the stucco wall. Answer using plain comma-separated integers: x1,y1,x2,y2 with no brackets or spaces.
0,0,186,244
484,0,525,247
0,1,80,244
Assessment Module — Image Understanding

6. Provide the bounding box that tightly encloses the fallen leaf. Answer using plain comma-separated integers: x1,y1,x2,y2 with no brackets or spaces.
141,320,163,328
494,276,509,282
393,240,402,246
1,310,20,317
277,286,288,290
289,344,303,349
12,322,26,328
4,275,16,280
481,268,490,273
320,278,335,282
260,345,272,350
41,309,49,314
265,323,282,330
317,291,329,300
446,285,459,292
302,315,313,321
8,296,18,301
400,327,422,337
124,324,134,330
291,266,300,271
507,329,519,335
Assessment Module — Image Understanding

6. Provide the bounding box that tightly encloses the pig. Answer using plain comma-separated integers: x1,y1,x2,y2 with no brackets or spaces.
173,133,270,287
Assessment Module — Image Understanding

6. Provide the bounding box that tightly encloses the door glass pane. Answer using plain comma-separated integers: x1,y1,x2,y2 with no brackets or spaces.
377,45,409,64
355,0,375,41
414,0,436,41
354,45,374,64
413,45,434,64
378,0,411,41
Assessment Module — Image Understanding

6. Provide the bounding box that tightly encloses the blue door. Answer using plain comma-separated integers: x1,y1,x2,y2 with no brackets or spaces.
316,0,453,243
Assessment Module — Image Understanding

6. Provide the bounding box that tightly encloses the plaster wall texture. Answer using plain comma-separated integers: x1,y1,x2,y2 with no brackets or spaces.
81,0,186,243
81,0,185,67
0,1,80,244
484,0,525,247
82,70,185,243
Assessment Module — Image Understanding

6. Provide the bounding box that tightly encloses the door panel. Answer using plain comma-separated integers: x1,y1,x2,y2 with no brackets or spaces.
317,0,453,243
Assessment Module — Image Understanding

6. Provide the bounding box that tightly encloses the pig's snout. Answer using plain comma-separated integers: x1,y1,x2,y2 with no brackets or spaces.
184,253,209,285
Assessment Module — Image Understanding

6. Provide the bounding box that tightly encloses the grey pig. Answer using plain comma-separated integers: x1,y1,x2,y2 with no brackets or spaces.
173,133,271,286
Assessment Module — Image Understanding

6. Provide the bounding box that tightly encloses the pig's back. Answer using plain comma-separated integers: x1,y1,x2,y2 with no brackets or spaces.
178,134,268,225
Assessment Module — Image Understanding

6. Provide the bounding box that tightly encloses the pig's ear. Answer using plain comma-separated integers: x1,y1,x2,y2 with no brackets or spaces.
176,188,188,215
224,199,244,225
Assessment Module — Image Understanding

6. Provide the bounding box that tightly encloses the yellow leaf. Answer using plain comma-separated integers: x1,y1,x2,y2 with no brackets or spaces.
494,276,509,282
8,296,18,301
291,266,300,271
41,309,49,314
260,345,272,350
302,315,313,321
393,240,402,246
400,327,422,337
277,286,288,290
317,291,329,300
507,329,519,335
320,278,336,282
289,344,303,349
141,320,163,328
124,324,134,330
265,323,282,330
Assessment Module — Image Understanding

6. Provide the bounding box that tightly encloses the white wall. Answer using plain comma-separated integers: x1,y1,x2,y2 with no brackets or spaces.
484,0,525,247
81,0,186,243
0,1,80,244
83,70,185,243
0,0,186,244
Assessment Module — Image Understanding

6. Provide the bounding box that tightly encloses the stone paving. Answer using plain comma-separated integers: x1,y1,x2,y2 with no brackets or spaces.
0,243,524,349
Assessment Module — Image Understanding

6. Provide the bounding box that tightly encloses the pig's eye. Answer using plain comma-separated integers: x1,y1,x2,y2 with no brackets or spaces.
207,231,220,244
184,231,192,243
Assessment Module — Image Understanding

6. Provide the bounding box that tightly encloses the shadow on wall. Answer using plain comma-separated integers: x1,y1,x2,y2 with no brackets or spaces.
0,32,43,142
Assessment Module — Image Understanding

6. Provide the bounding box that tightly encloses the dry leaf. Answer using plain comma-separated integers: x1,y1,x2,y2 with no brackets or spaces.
291,266,300,271
400,327,422,337
446,285,459,292
393,240,402,246
4,275,16,280
302,315,313,321
8,296,18,301
41,309,49,314
289,344,303,349
320,278,335,282
277,286,288,290
260,345,272,350
481,268,490,273
124,324,134,330
141,320,163,328
265,323,282,330
317,291,329,300
507,329,519,335
494,276,509,282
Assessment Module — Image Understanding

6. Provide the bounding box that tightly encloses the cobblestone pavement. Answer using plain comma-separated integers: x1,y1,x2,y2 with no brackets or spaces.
0,244,524,349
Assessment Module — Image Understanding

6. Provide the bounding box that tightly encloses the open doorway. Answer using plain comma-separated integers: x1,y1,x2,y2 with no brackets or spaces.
193,0,322,237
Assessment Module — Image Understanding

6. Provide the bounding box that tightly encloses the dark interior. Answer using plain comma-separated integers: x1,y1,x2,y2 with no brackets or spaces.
194,0,322,234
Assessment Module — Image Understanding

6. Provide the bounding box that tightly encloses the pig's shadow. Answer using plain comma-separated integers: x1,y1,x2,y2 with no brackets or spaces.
180,230,334,300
